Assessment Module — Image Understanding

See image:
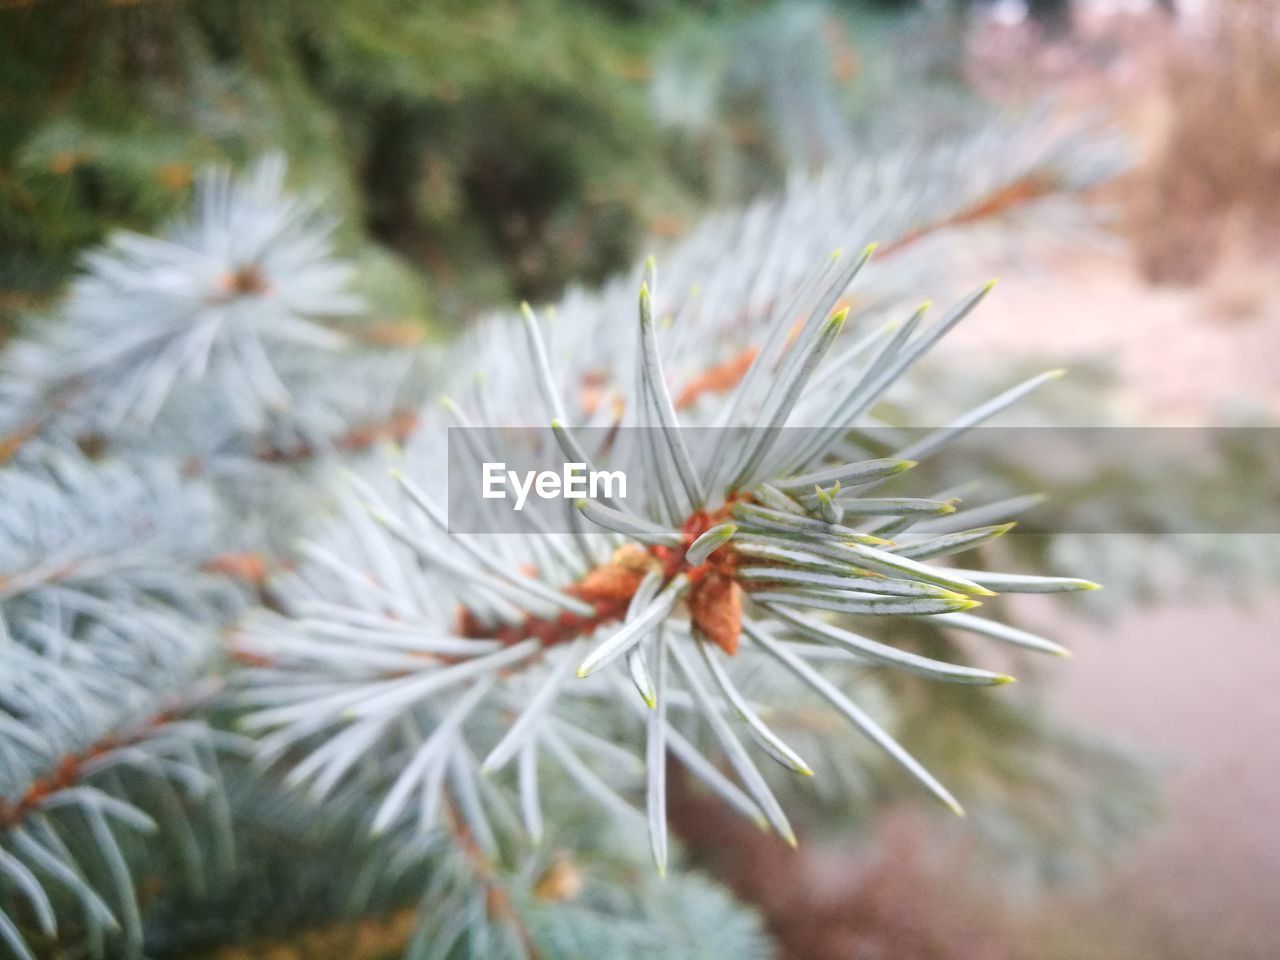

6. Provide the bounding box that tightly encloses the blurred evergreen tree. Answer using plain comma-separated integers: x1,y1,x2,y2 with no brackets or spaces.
0,0,756,333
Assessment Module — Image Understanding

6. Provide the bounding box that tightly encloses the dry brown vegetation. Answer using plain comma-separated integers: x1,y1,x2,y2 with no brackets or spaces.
1134,0,1280,284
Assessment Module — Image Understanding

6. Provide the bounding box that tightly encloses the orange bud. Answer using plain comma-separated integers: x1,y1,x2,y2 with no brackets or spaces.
689,573,742,656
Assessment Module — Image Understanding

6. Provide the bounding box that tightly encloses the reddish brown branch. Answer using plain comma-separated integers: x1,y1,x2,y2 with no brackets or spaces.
253,410,419,464
877,174,1056,258
0,417,43,466
0,671,228,831
669,173,1057,412
1,548,270,602
352,322,428,348
0,383,79,466
202,552,270,586
0,712,176,830
442,796,542,959
458,498,749,658
674,347,759,411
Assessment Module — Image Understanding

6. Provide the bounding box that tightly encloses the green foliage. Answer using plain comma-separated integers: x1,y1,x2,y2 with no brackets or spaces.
0,0,753,333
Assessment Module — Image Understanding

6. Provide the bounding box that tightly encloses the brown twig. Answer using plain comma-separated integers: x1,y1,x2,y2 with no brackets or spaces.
441,796,542,959
0,711,177,830
669,173,1058,411
253,410,420,464
458,497,750,657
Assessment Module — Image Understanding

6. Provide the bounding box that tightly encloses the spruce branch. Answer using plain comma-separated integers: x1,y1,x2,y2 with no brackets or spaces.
235,116,1123,881
239,246,1098,873
0,455,247,957
0,157,432,475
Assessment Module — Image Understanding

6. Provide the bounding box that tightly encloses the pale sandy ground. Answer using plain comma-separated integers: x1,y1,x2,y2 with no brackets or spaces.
1037,596,1280,959
943,240,1280,957
940,239,1280,425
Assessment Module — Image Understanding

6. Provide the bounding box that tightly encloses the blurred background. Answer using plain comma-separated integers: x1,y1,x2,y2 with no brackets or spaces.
2,1,1278,958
